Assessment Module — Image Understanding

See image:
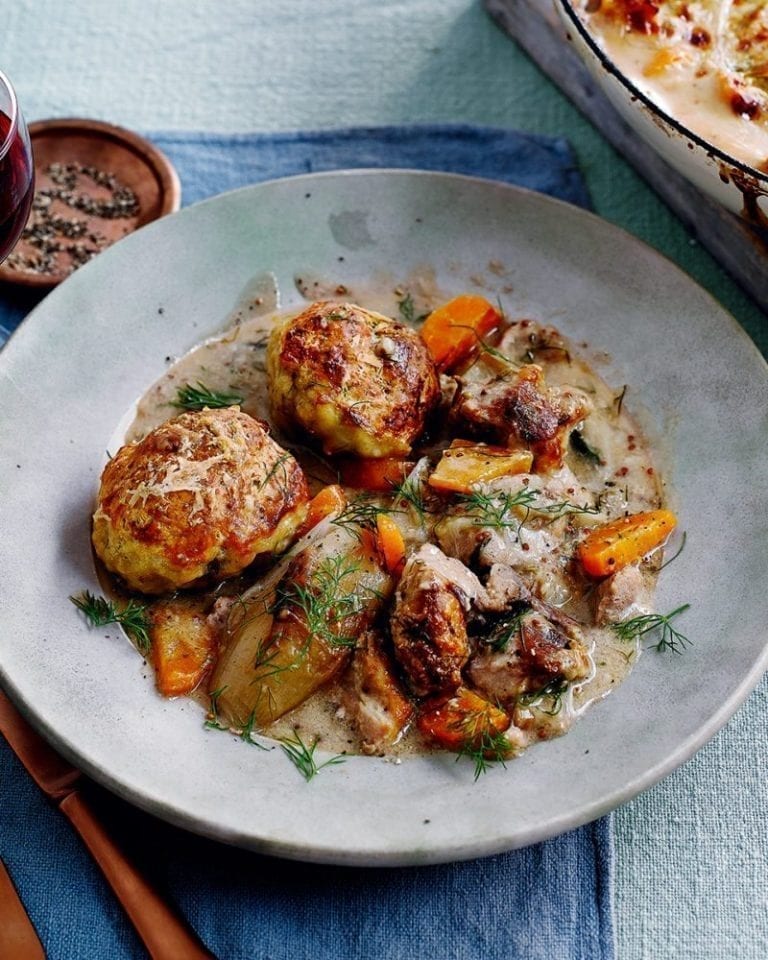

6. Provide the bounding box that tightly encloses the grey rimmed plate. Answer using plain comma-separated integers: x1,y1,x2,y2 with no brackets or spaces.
0,170,766,866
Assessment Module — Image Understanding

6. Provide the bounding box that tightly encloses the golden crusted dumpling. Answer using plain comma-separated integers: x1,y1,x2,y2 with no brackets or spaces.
267,301,440,457
92,407,310,594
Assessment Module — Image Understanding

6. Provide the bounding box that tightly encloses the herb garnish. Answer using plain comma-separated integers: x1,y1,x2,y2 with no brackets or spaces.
390,474,430,524
70,590,151,655
280,729,346,781
659,531,687,572
272,554,366,650
331,495,388,536
612,603,691,654
486,605,531,652
455,488,539,531
454,487,599,532
205,685,229,730
172,381,244,411
239,709,268,749
517,678,569,716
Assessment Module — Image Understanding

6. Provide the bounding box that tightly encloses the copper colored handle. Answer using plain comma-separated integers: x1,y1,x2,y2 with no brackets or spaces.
59,791,215,960
0,858,46,960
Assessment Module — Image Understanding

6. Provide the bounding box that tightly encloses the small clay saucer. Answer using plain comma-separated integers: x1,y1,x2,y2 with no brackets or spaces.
0,118,181,288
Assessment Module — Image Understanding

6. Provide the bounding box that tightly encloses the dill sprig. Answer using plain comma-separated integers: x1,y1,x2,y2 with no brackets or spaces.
331,494,389,535
239,709,268,749
455,488,539,530
390,474,431,524
70,590,151,655
272,554,366,650
172,381,244,411
486,606,530,653
455,725,513,781
535,498,601,521
451,704,515,780
659,531,687,572
454,487,599,532
397,292,416,323
612,603,692,654
204,686,229,731
397,292,429,325
280,729,346,781
516,678,569,716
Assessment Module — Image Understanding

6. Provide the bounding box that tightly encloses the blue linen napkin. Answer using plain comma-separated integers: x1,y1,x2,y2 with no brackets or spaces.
0,124,613,960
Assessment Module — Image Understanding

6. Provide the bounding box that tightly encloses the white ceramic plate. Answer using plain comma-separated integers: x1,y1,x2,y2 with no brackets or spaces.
1,171,766,866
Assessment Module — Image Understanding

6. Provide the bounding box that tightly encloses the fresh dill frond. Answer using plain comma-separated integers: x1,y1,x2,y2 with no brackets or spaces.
257,452,292,493
172,381,244,411
612,603,692,655
516,678,569,716
397,291,429,325
486,606,530,652
280,729,346,781
239,709,268,749
659,531,687,572
331,494,389,536
398,292,416,323
272,554,366,650
456,727,513,781
390,474,430,524
535,498,601,521
70,590,151,655
455,487,538,531
205,685,229,731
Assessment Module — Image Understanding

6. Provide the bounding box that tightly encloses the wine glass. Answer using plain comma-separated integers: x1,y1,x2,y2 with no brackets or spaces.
0,71,33,264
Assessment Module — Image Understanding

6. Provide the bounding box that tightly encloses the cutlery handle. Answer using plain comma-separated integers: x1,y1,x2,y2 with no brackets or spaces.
59,791,215,960
0,859,46,960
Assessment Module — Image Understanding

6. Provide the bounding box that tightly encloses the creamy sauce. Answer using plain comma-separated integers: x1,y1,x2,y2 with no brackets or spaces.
578,0,768,172
117,281,670,760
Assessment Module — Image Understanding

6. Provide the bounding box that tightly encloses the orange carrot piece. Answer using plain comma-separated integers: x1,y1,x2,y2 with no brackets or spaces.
577,508,677,579
338,458,415,492
428,440,533,494
375,513,406,578
151,601,216,697
417,687,511,752
296,484,347,536
419,294,502,371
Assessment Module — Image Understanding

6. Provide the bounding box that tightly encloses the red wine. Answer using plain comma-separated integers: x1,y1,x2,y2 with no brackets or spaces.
0,109,33,263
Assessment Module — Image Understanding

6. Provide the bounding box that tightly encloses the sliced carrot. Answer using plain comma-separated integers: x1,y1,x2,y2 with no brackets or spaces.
428,439,533,494
375,513,406,578
296,484,347,537
419,294,502,372
151,601,216,697
338,457,415,492
577,508,677,578
417,687,511,752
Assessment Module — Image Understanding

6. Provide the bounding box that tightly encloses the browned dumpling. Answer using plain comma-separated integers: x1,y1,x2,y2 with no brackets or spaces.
92,407,309,594
267,300,440,457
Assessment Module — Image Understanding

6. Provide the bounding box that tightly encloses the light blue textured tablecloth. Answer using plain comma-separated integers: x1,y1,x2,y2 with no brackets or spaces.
0,125,614,960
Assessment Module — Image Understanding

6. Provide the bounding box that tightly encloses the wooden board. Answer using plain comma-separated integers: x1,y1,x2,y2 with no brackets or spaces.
484,0,768,314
